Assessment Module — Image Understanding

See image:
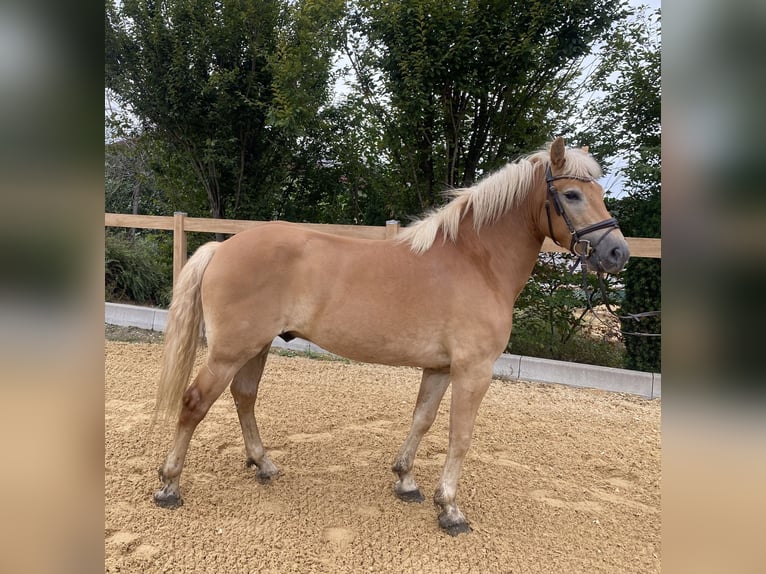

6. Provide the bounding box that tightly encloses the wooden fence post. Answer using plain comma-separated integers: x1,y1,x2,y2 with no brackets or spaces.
173,212,187,288
385,220,400,240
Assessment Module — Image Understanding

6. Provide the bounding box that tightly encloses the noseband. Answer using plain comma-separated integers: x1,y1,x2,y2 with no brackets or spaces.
544,164,620,259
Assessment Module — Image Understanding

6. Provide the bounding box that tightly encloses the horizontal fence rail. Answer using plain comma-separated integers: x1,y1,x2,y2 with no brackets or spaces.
105,213,661,286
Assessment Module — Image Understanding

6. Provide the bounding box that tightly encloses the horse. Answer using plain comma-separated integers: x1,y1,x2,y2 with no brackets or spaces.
152,137,630,535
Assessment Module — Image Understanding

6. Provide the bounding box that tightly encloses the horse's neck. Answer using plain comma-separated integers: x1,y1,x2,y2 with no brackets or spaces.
457,199,544,300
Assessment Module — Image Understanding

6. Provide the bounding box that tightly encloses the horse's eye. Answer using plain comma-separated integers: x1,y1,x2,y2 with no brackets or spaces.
563,191,580,201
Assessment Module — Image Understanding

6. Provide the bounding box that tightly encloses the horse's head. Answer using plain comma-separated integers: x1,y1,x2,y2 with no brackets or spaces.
539,137,630,274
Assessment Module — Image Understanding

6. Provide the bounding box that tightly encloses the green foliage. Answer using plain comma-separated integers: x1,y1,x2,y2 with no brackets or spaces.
577,7,661,372
105,0,635,228
620,258,660,371
270,101,400,225
105,232,173,307
106,0,344,222
105,136,173,216
510,321,625,369
345,0,627,213
509,254,625,368
269,0,346,129
614,175,661,372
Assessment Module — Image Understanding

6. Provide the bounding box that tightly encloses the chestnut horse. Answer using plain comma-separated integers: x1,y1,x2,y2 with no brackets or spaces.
153,137,629,535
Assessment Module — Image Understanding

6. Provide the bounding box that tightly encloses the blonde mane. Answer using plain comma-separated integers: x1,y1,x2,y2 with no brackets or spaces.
397,144,603,254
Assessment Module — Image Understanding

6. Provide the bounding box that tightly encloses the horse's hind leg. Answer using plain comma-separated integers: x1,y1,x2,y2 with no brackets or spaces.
154,357,241,508
230,349,279,482
392,368,450,502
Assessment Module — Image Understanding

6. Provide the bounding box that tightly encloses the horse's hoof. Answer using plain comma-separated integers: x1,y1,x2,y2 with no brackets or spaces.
438,511,472,536
153,491,183,509
246,458,279,483
396,488,425,503
256,471,278,484
441,520,472,536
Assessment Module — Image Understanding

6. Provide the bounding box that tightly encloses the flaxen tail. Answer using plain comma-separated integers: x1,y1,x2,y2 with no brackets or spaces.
154,241,221,423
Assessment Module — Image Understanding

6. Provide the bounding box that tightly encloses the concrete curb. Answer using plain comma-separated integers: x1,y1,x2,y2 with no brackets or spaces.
106,302,660,399
104,302,168,332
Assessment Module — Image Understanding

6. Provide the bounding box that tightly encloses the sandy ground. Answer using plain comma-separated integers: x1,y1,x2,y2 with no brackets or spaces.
105,339,660,573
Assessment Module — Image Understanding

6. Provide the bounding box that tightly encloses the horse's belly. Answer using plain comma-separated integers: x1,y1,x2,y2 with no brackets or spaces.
302,328,451,370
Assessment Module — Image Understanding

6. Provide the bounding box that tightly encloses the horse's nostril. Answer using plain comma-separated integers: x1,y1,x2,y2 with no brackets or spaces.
610,245,629,266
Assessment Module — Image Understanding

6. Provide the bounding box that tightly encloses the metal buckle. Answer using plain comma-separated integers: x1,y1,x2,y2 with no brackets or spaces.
572,238,593,258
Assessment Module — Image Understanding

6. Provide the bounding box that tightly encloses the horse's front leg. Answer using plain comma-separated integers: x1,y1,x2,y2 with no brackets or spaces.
434,363,492,535
392,368,450,502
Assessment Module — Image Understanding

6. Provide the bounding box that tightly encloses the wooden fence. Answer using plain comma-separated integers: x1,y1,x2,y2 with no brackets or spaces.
105,212,661,286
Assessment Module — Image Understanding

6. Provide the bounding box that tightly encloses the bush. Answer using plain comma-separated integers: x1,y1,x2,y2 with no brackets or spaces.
508,253,626,369
105,232,172,306
615,194,661,373
621,257,661,371
508,315,626,368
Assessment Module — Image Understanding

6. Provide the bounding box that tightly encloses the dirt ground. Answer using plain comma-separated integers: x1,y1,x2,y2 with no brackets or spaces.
105,337,660,574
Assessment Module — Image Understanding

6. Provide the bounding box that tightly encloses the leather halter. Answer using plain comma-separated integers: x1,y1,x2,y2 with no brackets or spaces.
544,163,620,260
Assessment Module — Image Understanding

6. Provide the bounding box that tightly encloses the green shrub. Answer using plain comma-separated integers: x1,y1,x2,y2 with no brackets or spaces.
105,232,172,306
616,194,661,373
621,257,661,371
508,315,625,368
508,253,627,369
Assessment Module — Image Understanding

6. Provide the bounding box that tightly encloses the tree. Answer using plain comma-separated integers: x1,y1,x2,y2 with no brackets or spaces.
105,0,344,226
105,137,154,219
578,7,661,371
270,99,397,225
344,0,627,214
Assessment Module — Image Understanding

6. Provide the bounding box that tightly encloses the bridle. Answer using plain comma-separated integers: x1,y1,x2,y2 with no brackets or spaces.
544,163,661,338
544,163,620,261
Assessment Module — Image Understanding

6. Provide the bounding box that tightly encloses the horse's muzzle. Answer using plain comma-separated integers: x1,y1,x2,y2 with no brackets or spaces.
587,236,630,274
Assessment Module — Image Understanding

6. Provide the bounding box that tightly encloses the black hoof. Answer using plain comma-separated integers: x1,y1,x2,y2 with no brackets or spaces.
438,511,472,536
442,521,472,536
153,492,183,509
256,472,276,484
246,458,279,483
396,488,425,503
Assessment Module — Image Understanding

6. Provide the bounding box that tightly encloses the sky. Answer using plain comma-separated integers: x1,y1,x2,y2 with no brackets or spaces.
635,0,661,10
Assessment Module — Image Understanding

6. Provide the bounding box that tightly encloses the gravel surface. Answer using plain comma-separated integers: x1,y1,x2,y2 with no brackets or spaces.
105,340,660,573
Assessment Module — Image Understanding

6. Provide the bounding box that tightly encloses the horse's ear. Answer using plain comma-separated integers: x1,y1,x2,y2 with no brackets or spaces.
581,145,589,154
550,137,566,171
